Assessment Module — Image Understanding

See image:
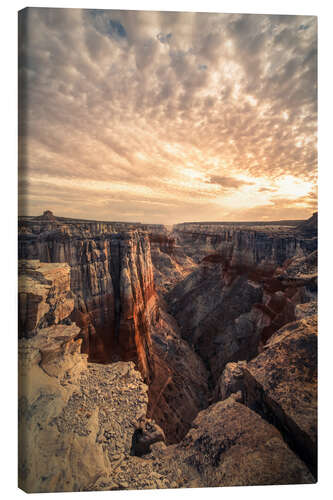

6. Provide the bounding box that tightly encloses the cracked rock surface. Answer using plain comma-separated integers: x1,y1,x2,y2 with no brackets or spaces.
18,213,317,492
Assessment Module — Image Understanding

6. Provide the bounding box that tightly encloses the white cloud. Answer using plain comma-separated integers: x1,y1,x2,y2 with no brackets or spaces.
19,8,317,222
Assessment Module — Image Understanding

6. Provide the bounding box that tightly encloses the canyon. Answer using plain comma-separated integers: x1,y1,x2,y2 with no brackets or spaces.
18,210,317,492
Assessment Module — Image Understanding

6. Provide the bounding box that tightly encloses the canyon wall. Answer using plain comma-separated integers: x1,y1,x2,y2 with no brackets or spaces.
18,260,75,338
18,213,317,410
165,219,317,384
18,259,315,492
18,212,317,491
18,214,209,442
173,221,316,267
19,220,156,381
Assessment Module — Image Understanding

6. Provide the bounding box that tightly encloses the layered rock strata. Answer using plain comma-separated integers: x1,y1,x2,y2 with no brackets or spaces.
148,228,197,296
18,212,317,490
172,221,317,267
18,260,75,338
18,261,165,492
19,325,314,492
166,226,317,385
18,226,208,443
19,227,157,381
218,314,317,477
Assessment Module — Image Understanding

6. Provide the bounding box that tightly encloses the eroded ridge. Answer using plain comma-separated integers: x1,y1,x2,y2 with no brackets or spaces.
18,211,317,491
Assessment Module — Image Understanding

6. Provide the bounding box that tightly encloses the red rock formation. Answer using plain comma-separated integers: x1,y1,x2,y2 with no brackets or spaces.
18,212,317,450
148,307,209,443
18,212,317,489
18,218,208,443
19,228,157,381
166,226,317,386
149,233,175,254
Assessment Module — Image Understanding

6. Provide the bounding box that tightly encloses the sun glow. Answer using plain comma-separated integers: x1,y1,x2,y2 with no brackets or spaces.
274,175,313,198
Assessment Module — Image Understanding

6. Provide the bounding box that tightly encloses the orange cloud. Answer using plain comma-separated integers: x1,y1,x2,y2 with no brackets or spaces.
19,9,317,223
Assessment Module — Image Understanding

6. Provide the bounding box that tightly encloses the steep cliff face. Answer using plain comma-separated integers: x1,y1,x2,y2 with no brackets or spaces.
18,260,75,338
218,314,317,477
147,228,196,296
18,213,317,491
148,307,209,443
173,222,317,268
18,216,209,443
18,259,167,492
19,223,156,381
165,222,317,385
19,215,317,424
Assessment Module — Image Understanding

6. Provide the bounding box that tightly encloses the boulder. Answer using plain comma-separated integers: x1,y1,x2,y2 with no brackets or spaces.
219,315,317,476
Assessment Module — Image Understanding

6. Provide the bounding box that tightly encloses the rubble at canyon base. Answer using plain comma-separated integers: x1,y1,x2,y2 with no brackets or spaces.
18,211,317,491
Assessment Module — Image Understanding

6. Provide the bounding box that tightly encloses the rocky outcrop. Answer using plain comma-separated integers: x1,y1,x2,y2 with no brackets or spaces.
36,210,57,222
148,306,209,443
19,227,157,381
296,212,317,237
18,260,75,338
173,222,317,268
19,322,314,493
19,317,315,493
167,262,263,382
19,330,157,492
18,212,317,491
166,223,317,385
130,417,165,457
18,214,209,444
18,258,167,492
148,229,197,296
149,394,314,487
218,315,317,477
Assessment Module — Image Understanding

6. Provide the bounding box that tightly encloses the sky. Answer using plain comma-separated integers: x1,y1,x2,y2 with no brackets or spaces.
18,8,317,223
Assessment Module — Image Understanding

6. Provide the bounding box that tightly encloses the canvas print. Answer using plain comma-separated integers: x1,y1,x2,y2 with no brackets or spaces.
18,7,318,493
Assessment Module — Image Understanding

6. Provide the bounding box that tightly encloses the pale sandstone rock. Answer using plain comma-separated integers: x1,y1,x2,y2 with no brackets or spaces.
18,260,74,337
218,315,317,476
18,213,317,490
18,222,208,443
19,230,156,381
153,396,314,487
19,327,153,493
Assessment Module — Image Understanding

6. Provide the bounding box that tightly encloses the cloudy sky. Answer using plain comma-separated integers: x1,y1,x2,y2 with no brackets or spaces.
18,8,317,223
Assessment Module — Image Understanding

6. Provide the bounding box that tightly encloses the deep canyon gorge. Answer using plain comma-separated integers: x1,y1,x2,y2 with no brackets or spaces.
18,210,317,492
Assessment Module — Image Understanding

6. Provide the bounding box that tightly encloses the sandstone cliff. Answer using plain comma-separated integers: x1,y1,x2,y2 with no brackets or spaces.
165,222,317,386
19,224,156,381
18,212,317,491
173,221,316,268
18,260,74,338
18,261,167,492
18,217,209,443
218,314,317,478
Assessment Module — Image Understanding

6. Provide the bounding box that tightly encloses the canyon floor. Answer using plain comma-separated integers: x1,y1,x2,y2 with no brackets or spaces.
18,211,317,492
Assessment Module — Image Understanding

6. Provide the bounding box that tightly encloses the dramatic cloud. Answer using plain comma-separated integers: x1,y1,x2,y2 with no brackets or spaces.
209,175,253,189
18,8,317,223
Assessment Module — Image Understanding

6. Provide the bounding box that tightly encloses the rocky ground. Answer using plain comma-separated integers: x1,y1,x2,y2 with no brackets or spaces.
18,211,317,492
19,319,316,492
